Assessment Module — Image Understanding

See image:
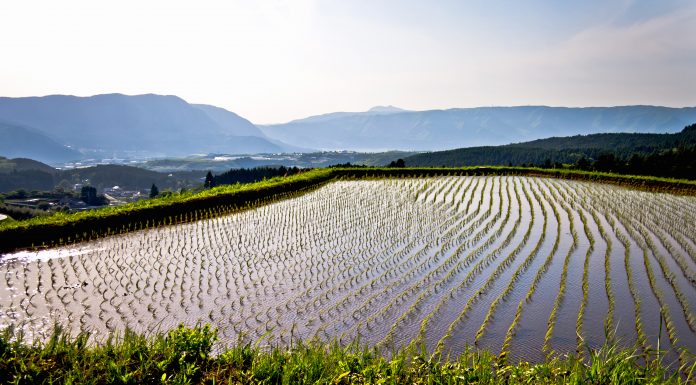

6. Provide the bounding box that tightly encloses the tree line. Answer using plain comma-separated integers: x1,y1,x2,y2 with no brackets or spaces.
206,166,303,188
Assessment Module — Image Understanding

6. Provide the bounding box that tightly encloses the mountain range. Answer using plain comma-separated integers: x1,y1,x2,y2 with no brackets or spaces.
260,105,696,151
0,94,301,164
2,93,696,165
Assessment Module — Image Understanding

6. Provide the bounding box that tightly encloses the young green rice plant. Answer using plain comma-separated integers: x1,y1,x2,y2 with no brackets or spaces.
380,177,515,347
613,207,686,366
574,206,594,358
632,220,696,332
349,179,500,334
318,178,486,338
595,186,695,348
410,178,525,351
435,178,537,355
542,181,578,356
589,207,616,336
625,192,696,288
474,179,549,345
500,181,562,356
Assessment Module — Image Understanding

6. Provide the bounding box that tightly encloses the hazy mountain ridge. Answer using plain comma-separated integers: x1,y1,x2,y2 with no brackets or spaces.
0,121,82,163
0,94,299,163
4,94,696,165
260,105,696,151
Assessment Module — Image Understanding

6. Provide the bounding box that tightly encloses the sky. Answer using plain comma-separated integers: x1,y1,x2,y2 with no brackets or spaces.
0,0,695,123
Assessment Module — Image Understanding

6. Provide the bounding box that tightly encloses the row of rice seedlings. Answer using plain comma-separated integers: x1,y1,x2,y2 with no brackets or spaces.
597,186,696,333
643,192,696,250
560,180,650,353
64,184,354,338
307,179,481,337
319,180,480,310
308,178,464,316
239,182,406,322
573,205,594,357
609,214,649,350
258,179,438,336
589,207,616,336
220,184,364,332
409,178,525,350
37,179,328,251
347,178,503,336
630,193,696,288
542,180,579,355
305,218,432,334
433,177,537,356
473,179,549,346
424,176,453,207
590,186,686,365
651,226,696,288
630,219,696,332
499,179,562,356
625,221,686,366
379,177,516,347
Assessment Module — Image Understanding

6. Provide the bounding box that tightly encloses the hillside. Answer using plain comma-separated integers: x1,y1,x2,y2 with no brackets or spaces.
405,124,696,168
0,158,202,193
260,105,696,151
0,121,82,163
0,156,59,175
0,94,299,161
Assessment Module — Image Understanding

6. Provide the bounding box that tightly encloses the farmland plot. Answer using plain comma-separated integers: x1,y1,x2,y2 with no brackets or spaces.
1,176,695,363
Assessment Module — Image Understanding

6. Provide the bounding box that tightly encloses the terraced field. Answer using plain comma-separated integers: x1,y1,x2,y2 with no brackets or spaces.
1,176,695,364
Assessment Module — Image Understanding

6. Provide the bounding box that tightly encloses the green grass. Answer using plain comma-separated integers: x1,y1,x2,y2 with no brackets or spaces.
2,166,696,254
0,325,693,385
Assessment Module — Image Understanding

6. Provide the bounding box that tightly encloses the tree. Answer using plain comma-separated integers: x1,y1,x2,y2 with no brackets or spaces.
575,157,591,171
81,186,97,204
150,183,159,198
80,185,108,206
388,159,406,168
204,171,215,188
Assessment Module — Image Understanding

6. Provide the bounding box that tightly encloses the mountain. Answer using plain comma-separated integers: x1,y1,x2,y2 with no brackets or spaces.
367,105,406,113
0,121,82,163
0,156,58,175
259,106,696,151
404,123,696,168
0,94,299,161
192,104,266,137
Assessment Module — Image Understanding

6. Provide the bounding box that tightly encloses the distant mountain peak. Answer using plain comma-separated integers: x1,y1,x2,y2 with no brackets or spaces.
367,105,405,113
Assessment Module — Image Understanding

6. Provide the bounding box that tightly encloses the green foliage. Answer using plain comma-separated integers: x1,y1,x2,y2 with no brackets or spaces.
0,203,49,220
80,186,108,206
204,171,214,189
0,325,692,384
387,158,406,168
212,166,303,185
404,123,696,180
150,183,159,198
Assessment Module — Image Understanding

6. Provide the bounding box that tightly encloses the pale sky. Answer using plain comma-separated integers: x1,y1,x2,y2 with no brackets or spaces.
1,0,695,123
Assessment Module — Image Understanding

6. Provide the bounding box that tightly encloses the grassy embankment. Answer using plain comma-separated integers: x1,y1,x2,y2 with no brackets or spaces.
2,166,696,254
1,325,694,385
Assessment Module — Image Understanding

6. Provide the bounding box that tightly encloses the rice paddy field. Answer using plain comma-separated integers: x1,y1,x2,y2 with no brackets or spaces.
1,176,695,366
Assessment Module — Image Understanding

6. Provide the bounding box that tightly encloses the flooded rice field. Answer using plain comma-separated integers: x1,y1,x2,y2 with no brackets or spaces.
1,177,695,363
